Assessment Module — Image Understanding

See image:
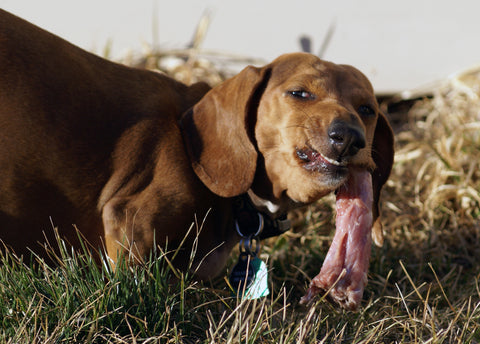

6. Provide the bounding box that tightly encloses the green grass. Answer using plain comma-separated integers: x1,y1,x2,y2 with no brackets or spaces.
1,212,480,343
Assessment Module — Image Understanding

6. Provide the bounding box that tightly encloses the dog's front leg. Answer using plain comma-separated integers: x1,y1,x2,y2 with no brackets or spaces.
101,196,155,266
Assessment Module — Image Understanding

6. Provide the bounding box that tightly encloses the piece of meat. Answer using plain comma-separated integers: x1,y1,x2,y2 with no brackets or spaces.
300,169,373,310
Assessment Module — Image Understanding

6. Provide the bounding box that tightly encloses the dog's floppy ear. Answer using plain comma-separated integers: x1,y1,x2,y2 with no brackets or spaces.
180,65,271,198
371,111,394,246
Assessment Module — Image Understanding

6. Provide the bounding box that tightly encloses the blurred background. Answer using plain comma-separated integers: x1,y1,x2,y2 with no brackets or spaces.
1,0,480,94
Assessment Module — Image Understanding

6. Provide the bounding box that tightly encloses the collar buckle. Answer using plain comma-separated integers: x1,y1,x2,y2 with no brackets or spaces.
233,194,291,240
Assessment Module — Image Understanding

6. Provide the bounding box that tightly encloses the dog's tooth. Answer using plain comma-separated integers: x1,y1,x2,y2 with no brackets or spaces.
321,153,342,166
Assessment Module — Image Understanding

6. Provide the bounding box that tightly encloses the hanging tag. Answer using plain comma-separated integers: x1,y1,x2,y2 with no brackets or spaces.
229,254,270,299
244,256,270,299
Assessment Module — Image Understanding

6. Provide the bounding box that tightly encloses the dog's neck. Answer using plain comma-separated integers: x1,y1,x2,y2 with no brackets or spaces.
247,189,282,215
247,188,303,216
232,191,291,241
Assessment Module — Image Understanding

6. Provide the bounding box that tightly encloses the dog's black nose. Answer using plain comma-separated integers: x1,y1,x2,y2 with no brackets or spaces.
328,120,366,158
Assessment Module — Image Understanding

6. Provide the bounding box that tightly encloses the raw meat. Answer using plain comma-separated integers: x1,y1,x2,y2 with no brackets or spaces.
300,169,373,310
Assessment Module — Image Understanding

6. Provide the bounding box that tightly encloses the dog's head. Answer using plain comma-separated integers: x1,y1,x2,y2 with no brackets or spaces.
180,52,393,236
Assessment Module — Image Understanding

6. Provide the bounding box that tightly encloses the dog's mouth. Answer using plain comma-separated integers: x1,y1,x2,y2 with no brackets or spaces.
295,146,348,175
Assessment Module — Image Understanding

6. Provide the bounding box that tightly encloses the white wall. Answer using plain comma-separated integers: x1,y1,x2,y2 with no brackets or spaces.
2,0,480,93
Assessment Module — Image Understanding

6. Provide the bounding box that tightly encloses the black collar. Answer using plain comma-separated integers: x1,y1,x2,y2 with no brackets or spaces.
232,194,291,240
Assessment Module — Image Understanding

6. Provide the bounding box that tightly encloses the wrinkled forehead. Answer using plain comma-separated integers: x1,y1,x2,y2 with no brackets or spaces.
268,54,375,99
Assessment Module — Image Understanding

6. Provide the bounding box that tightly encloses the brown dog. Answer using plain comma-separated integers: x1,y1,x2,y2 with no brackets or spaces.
0,10,393,310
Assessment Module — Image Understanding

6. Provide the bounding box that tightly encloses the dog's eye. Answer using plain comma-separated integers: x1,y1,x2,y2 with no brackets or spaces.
358,105,376,116
288,90,315,100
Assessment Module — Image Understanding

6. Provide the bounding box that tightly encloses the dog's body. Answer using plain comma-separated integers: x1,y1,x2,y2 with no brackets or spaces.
0,9,224,275
0,10,393,309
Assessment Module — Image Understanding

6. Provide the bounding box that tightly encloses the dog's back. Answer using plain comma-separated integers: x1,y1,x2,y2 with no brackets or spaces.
0,9,210,258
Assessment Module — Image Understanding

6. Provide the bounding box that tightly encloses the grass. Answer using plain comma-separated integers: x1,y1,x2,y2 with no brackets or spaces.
2,41,480,342
1,216,480,343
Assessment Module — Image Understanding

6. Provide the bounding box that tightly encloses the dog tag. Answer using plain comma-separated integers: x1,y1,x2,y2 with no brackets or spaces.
244,257,270,299
229,254,270,299
229,252,255,293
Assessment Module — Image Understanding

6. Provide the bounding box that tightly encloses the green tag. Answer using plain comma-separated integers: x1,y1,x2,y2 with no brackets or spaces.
229,254,269,299
244,257,270,299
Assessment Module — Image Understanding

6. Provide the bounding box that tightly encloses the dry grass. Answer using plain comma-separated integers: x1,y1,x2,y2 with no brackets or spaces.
385,67,480,273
